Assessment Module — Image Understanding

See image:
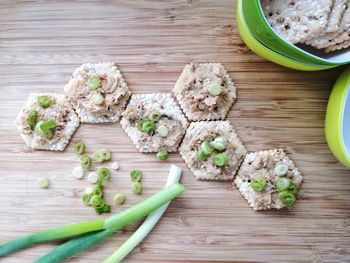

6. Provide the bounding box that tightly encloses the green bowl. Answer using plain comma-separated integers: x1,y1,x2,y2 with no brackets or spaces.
237,0,336,71
325,66,350,168
242,0,350,66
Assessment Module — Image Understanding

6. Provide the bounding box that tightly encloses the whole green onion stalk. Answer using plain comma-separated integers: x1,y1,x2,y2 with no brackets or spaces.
0,183,185,260
103,164,183,263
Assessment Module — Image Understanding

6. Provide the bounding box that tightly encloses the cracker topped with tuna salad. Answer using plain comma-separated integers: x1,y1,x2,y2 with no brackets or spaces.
179,121,246,181
234,149,303,211
64,63,131,123
173,63,236,121
121,93,188,153
16,93,80,151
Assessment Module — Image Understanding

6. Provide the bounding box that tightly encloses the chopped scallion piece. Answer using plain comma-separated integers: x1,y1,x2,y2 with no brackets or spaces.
157,125,169,137
279,191,296,207
130,169,142,182
287,182,298,195
91,92,104,106
98,167,111,181
80,154,92,170
88,76,101,90
74,142,86,155
90,195,103,207
274,164,289,176
156,150,168,161
275,177,290,192
141,120,156,133
93,150,104,163
197,149,209,161
200,141,213,155
131,182,142,194
87,172,99,184
208,83,223,96
210,136,227,151
72,166,85,179
27,110,38,130
113,193,125,205
149,112,161,122
212,153,229,167
100,149,112,161
37,177,49,189
37,95,53,108
250,175,266,192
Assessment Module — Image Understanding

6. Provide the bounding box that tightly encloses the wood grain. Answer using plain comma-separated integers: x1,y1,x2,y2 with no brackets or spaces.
0,0,349,262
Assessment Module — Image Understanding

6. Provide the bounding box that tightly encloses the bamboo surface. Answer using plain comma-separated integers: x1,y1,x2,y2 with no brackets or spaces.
0,0,349,262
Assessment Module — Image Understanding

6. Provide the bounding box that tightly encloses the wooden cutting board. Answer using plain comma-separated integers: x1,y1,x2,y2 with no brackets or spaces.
0,1,349,262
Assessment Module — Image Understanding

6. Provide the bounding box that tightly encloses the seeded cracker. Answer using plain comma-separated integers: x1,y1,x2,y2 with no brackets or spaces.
262,0,333,44
326,0,348,33
307,1,350,49
325,38,350,52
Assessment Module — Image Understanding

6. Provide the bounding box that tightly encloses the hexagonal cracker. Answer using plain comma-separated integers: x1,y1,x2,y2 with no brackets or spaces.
64,63,131,123
121,93,188,153
173,63,236,121
234,149,303,211
179,121,246,181
15,93,80,151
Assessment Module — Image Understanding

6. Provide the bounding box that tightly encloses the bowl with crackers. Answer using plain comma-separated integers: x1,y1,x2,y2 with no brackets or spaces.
239,0,350,69
325,66,350,168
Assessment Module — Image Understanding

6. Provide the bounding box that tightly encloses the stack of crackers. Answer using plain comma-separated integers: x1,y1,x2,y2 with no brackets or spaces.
263,0,350,53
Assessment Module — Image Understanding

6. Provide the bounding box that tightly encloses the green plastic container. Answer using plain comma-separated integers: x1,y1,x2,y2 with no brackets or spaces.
242,0,350,66
236,0,335,71
325,66,350,168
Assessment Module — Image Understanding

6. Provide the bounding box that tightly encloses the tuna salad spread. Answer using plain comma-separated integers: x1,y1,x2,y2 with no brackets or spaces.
121,93,188,153
179,121,246,181
15,93,80,151
64,63,131,123
173,63,236,121
234,149,303,211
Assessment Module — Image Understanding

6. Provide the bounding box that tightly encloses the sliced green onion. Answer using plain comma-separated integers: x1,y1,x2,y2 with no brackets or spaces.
130,169,142,182
157,125,169,137
208,83,223,96
197,150,209,161
92,187,103,197
141,120,156,133
87,172,98,184
88,76,101,90
275,177,290,192
149,112,161,122
212,153,229,167
131,182,142,194
91,92,104,106
210,136,227,151
279,190,296,207
90,195,103,207
93,150,104,163
72,166,84,179
40,120,56,130
98,167,111,181
37,177,49,189
135,119,145,131
113,193,125,205
100,149,112,161
80,154,91,170
287,182,298,195
40,128,54,139
156,150,168,161
37,95,53,108
274,164,288,176
74,142,85,155
82,194,92,206
111,162,120,170
96,204,111,214
250,175,266,192
103,164,183,263
27,110,38,130
200,141,213,155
